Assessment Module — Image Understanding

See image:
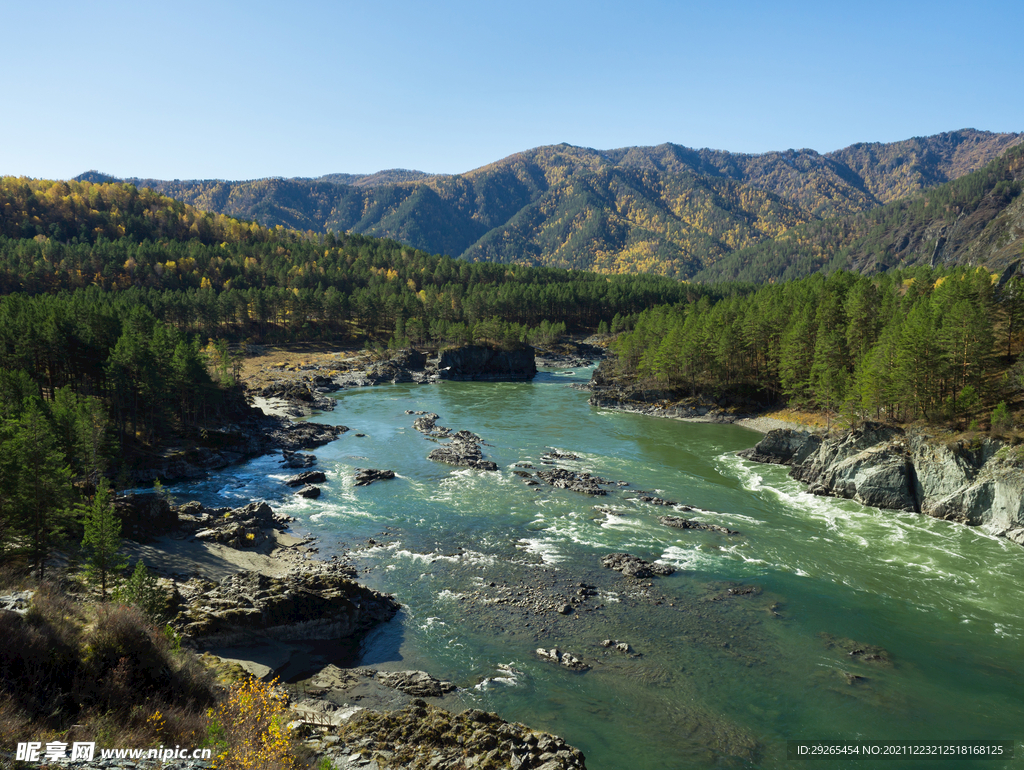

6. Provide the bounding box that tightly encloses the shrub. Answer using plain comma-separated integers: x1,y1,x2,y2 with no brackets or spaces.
206,677,296,770
991,401,1013,432
111,560,168,620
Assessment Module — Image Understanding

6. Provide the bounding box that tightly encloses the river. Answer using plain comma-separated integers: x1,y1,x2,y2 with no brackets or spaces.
172,367,1024,769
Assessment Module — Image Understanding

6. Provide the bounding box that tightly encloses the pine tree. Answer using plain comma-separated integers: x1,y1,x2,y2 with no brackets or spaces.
81,477,127,600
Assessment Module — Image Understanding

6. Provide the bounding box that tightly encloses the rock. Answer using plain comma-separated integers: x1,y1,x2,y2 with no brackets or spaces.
535,647,590,671
114,493,177,541
355,468,396,486
819,633,892,666
738,429,822,466
184,500,284,548
334,702,587,769
0,590,34,615
542,450,580,461
636,495,683,507
284,470,327,487
282,449,317,468
435,344,537,381
172,563,400,646
659,515,739,535
296,485,321,499
427,429,498,471
536,469,608,496
373,670,457,697
600,639,633,655
743,425,1024,546
600,552,675,578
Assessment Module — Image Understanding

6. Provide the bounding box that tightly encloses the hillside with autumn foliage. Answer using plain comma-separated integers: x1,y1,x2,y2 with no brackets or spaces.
77,129,1021,279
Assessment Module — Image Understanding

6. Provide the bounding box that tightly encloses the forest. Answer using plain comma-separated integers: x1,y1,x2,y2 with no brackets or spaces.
0,176,716,575
610,265,1024,428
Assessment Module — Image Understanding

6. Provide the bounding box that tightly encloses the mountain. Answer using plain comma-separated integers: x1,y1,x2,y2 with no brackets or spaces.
74,129,1021,279
695,141,1024,284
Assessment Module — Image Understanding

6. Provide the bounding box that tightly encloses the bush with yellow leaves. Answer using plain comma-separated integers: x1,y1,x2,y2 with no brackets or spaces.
206,676,295,770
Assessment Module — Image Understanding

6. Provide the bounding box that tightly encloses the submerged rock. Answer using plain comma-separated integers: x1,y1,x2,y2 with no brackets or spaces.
660,515,740,535
601,552,675,578
536,647,590,671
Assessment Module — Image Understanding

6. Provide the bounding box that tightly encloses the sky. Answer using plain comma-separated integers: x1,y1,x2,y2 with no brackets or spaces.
4,0,1023,181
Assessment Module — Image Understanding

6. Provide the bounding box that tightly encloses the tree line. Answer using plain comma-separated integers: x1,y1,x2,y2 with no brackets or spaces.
610,265,1024,426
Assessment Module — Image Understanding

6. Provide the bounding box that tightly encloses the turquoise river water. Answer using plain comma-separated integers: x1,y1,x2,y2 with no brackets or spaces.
172,367,1024,769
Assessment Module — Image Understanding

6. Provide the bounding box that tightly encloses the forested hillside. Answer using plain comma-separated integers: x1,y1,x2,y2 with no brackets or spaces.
696,143,1024,284
77,129,1020,280
0,175,721,573
608,265,1024,428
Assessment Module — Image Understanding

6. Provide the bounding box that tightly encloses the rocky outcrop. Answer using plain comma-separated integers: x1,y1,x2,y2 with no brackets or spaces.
172,564,400,646
184,500,291,549
738,429,821,466
601,552,675,578
537,468,608,496
282,449,317,468
436,344,537,381
427,430,498,471
743,425,1024,545
114,493,178,541
325,702,588,769
354,468,395,486
371,670,457,697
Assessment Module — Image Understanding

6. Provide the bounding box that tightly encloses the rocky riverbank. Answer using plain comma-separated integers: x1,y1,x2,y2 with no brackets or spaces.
102,492,595,769
741,424,1024,545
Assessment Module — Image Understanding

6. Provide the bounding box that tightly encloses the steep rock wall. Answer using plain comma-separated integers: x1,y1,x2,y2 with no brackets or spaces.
741,424,1024,545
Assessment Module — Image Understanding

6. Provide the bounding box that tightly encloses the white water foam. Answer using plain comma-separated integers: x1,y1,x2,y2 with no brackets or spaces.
516,537,564,564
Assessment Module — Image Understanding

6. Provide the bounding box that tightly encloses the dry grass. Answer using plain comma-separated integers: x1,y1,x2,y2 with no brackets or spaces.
0,584,216,753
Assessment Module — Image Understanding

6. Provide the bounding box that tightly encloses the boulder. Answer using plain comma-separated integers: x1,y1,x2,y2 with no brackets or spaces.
601,552,675,578
284,470,327,487
354,468,395,486
335,702,588,769
295,485,321,499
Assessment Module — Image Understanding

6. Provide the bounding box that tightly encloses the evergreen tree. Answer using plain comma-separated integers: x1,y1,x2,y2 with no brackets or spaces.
80,477,127,600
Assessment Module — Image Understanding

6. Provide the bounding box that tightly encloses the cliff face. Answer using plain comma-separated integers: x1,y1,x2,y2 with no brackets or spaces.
741,425,1024,545
436,345,537,381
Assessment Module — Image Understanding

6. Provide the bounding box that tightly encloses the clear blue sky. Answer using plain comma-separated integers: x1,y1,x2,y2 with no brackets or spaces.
5,0,1022,181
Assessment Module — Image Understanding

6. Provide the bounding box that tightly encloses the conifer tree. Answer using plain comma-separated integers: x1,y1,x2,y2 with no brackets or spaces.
81,477,127,600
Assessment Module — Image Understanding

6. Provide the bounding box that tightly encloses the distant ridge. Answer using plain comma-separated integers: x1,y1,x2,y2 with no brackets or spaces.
73,129,1022,279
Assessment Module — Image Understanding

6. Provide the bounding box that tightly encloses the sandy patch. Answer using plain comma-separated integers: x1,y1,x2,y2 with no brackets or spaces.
122,530,314,582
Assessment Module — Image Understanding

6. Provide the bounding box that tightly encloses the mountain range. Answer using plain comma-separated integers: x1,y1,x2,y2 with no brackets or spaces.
76,128,1023,281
